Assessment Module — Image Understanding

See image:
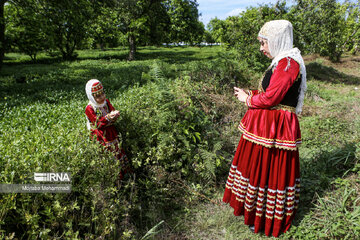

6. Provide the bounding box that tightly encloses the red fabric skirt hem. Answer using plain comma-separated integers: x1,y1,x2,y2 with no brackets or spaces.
223,136,300,238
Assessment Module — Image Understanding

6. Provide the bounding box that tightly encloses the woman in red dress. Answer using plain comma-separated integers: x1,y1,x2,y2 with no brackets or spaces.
222,20,307,237
85,79,128,171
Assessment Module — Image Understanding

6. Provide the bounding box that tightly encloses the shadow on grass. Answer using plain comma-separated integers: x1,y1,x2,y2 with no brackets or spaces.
3,47,215,67
0,63,150,108
292,143,358,226
134,49,216,63
3,56,65,66
77,48,214,63
0,46,219,108
306,62,360,85
76,49,212,63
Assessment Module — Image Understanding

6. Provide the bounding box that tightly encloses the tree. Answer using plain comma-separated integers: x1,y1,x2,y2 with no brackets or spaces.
146,1,171,46
5,2,48,61
0,0,8,70
39,0,95,60
2,0,97,62
204,30,215,45
340,0,360,55
211,2,288,71
290,0,351,62
107,0,204,59
110,0,162,60
207,17,226,43
190,20,205,45
90,4,122,50
3,0,206,62
165,0,203,45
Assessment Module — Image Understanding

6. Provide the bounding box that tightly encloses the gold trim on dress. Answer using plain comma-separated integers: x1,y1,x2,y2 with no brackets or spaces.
241,134,299,151
240,122,300,143
270,104,296,113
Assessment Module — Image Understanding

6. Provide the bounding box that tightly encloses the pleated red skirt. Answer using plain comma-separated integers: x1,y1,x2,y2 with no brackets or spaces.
223,136,300,237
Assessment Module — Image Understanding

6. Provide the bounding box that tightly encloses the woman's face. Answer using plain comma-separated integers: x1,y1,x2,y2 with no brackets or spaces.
258,37,273,59
93,91,106,104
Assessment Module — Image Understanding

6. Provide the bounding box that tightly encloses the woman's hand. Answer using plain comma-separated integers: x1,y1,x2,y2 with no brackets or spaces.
107,110,120,122
111,110,120,121
234,87,248,103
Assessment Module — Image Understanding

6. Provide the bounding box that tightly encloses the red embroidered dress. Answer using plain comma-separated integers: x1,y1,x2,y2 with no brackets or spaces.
223,58,301,237
85,99,126,161
86,99,118,145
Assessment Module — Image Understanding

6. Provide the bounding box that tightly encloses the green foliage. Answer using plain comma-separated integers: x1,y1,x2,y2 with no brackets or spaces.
209,3,289,71
140,220,165,240
344,2,360,55
115,61,213,173
301,116,349,149
2,0,207,63
203,30,215,45
183,49,258,88
91,0,204,59
199,141,223,180
0,1,6,70
1,0,359,68
113,0,154,60
5,3,48,61
290,0,347,62
207,17,226,43
0,98,135,238
89,4,123,49
41,0,95,60
0,46,234,238
15,0,95,60
165,0,204,45
207,1,360,63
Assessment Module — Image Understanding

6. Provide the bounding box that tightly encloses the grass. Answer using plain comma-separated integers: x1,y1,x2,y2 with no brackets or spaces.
1,47,360,239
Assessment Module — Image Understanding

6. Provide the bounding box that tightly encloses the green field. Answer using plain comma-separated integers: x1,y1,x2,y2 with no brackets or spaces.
1,46,359,239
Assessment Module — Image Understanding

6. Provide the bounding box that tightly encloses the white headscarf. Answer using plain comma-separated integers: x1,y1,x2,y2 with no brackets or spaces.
85,79,107,109
258,20,307,114
85,79,107,130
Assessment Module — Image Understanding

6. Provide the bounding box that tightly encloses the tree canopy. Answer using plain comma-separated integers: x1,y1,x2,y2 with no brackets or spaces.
207,0,360,64
0,0,359,67
1,0,204,63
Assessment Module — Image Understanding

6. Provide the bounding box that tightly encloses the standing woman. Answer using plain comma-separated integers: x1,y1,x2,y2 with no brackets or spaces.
222,20,306,237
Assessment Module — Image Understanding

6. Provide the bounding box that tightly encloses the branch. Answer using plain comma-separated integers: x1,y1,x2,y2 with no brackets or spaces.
341,25,360,51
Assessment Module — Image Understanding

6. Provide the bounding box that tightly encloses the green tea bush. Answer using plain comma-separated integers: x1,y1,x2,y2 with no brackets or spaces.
1,47,250,238
181,50,257,88
0,45,274,238
112,61,227,215
111,59,246,235
0,94,138,238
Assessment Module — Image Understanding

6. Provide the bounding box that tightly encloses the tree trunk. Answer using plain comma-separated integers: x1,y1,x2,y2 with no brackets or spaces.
0,1,6,70
128,34,136,61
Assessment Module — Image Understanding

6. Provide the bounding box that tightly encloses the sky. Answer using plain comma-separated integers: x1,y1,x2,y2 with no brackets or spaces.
197,0,287,27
